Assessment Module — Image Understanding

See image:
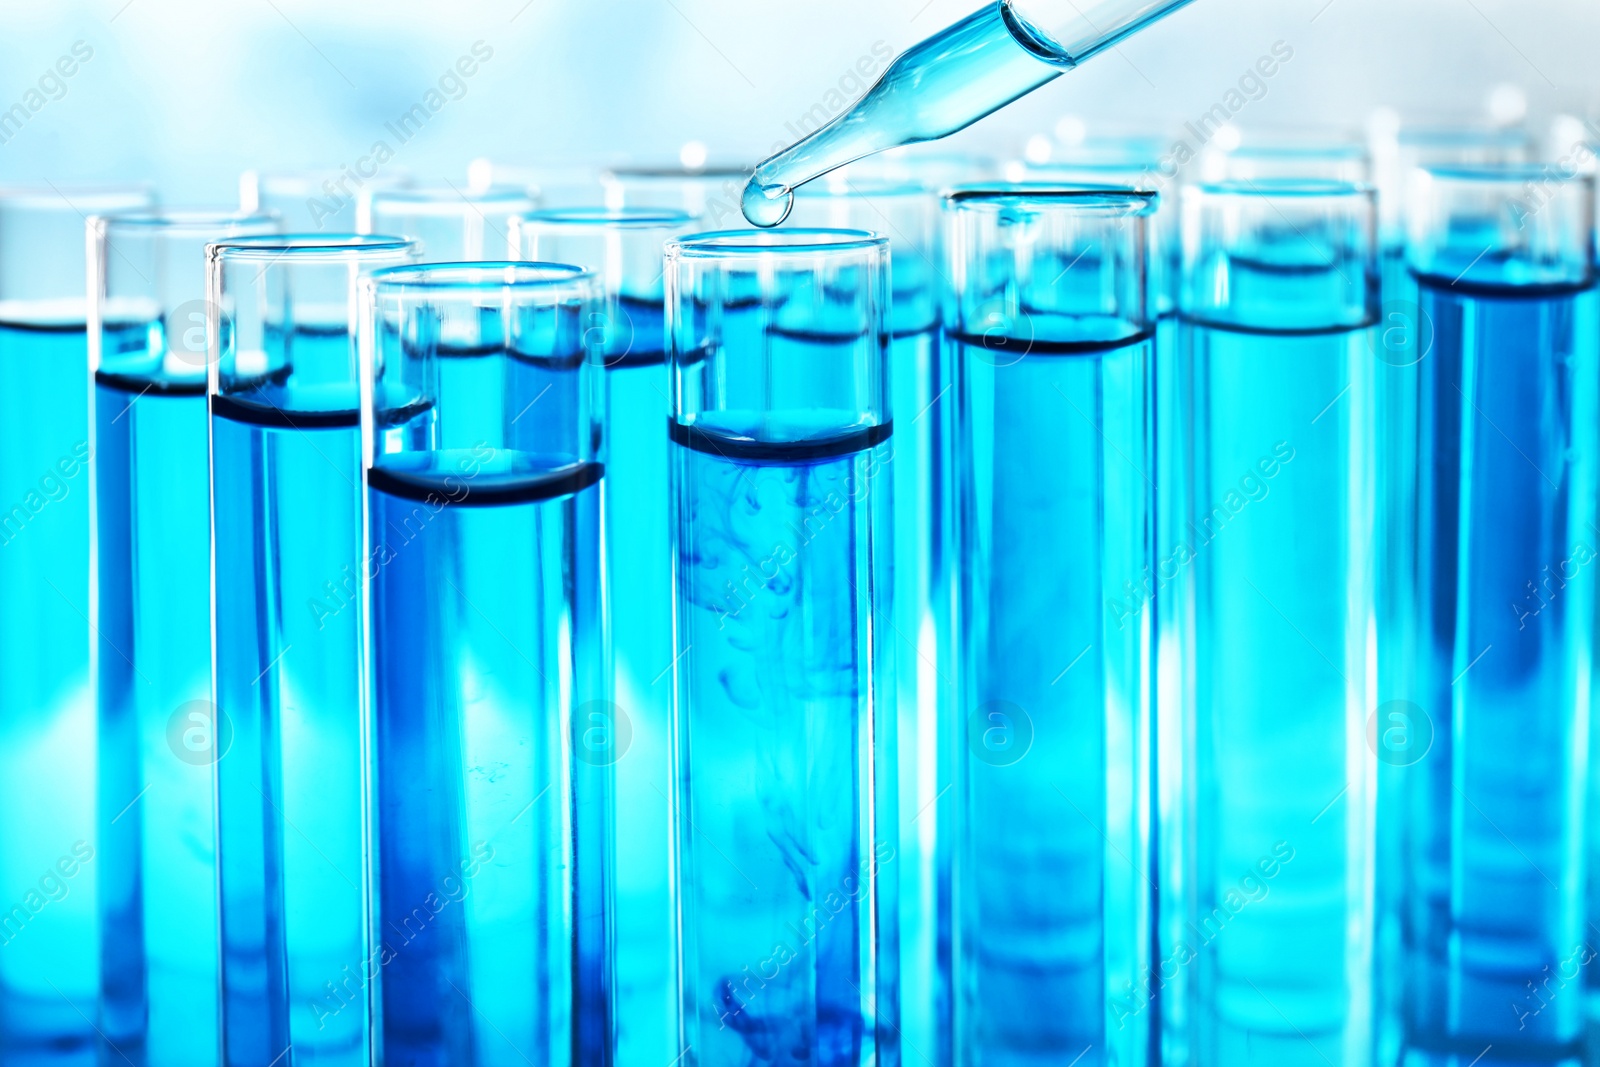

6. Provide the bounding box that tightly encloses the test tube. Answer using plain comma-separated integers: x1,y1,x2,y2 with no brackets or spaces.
465,159,605,206
665,228,897,1067
512,206,694,1067
0,183,151,1060
207,234,417,1067
358,186,534,261
1013,167,1186,969
1370,124,1530,258
240,168,413,232
1398,165,1596,1067
786,179,950,1067
361,262,611,1067
1364,124,1531,1062
1201,139,1371,184
88,208,277,1066
1172,178,1378,1067
944,186,1154,1067
602,164,752,227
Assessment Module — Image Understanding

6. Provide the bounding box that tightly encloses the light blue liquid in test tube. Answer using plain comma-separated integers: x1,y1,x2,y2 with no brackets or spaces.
945,186,1154,1067
666,228,898,1067
0,183,150,1066
1020,159,1184,1021
1170,179,1378,1067
89,209,277,1067
513,206,697,1067
1365,123,1530,1067
789,177,949,1067
363,262,612,1067
1399,165,1596,1067
208,234,416,1067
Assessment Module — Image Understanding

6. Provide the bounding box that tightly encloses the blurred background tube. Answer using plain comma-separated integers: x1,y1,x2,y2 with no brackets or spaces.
89,207,276,1067
945,185,1154,1067
512,206,697,1067
1399,164,1596,1067
666,228,897,1067
239,168,414,233
1364,125,1532,1067
208,233,415,1067
0,182,150,1066
362,262,611,1067
602,163,752,226
358,185,533,261
1170,178,1378,1067
787,175,950,1067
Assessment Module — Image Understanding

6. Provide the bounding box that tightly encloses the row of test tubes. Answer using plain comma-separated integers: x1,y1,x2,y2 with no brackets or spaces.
0,123,1593,1067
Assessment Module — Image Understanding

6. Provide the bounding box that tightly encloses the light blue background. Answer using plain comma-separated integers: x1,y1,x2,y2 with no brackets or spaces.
0,0,1594,202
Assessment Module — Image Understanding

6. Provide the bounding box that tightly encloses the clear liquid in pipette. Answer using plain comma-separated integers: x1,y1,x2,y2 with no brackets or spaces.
742,0,1195,225
741,2,1063,226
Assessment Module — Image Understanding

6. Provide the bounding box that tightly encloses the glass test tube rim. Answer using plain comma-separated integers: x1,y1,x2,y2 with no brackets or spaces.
241,167,414,192
1181,177,1378,331
668,226,887,259
1213,140,1373,177
1407,163,1596,286
1188,176,1377,201
794,176,933,200
366,258,595,293
514,205,699,232
1416,161,1598,186
95,207,279,235
945,182,1159,218
1013,159,1164,189
205,232,416,263
603,162,753,182
1396,124,1530,152
362,185,538,215
90,209,281,361
1051,132,1172,160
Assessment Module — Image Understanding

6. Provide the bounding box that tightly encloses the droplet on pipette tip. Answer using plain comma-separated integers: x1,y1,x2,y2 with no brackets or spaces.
741,179,793,227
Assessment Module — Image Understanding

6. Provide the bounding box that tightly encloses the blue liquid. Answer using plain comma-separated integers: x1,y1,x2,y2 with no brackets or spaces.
603,305,680,1067
1178,307,1375,1067
1374,245,1422,1067
0,321,97,1066
1151,310,1189,1067
368,452,610,1067
94,321,219,1067
213,334,426,1067
1401,274,1597,1067
952,326,1150,1067
671,414,895,1067
889,323,953,1067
